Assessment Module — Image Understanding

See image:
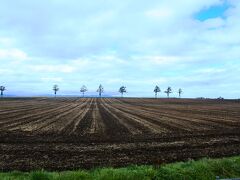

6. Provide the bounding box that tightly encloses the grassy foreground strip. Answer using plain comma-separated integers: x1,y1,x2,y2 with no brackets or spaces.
1,156,240,180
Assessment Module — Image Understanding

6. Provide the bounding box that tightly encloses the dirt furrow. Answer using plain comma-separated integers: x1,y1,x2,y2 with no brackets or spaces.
105,98,191,132
115,98,237,130
60,98,93,135
97,98,132,137
22,98,88,133
102,98,165,134
88,99,105,134
72,98,95,135
0,102,77,131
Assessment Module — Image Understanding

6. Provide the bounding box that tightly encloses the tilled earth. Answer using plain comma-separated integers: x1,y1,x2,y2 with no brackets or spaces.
0,97,240,171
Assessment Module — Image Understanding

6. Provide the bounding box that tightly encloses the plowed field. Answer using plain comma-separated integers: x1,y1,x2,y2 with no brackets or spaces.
0,98,240,171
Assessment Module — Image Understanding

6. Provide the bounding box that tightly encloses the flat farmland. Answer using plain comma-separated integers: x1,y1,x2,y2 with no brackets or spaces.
0,97,240,171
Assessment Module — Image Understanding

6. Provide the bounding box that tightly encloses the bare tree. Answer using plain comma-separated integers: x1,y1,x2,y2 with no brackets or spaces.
119,86,127,97
80,85,87,97
0,86,6,98
153,85,161,98
164,87,172,98
97,84,104,97
178,88,183,98
53,85,59,97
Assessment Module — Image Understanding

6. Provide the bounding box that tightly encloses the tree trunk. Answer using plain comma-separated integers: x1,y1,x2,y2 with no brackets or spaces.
155,92,157,98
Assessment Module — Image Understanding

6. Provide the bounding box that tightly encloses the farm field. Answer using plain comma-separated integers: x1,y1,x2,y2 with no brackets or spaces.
0,97,240,171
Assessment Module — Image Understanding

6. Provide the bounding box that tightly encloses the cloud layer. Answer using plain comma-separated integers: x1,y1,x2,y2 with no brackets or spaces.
0,0,239,98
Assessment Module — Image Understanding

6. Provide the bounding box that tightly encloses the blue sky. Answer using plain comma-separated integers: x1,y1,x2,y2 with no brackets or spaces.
0,0,239,98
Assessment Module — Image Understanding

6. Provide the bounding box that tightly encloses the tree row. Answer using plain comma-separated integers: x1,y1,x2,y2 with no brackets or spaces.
0,85,183,98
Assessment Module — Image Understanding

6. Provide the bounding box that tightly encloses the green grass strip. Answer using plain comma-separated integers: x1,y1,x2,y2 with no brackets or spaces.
1,156,240,180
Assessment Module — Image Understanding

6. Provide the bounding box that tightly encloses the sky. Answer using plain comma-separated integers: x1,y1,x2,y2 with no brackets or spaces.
0,0,239,98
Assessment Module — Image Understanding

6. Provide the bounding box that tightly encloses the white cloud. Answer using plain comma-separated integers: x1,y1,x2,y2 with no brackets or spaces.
145,7,173,20
131,55,195,67
30,64,75,73
201,18,225,29
0,68,12,74
41,77,63,82
0,37,14,47
0,48,28,60
196,68,226,74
